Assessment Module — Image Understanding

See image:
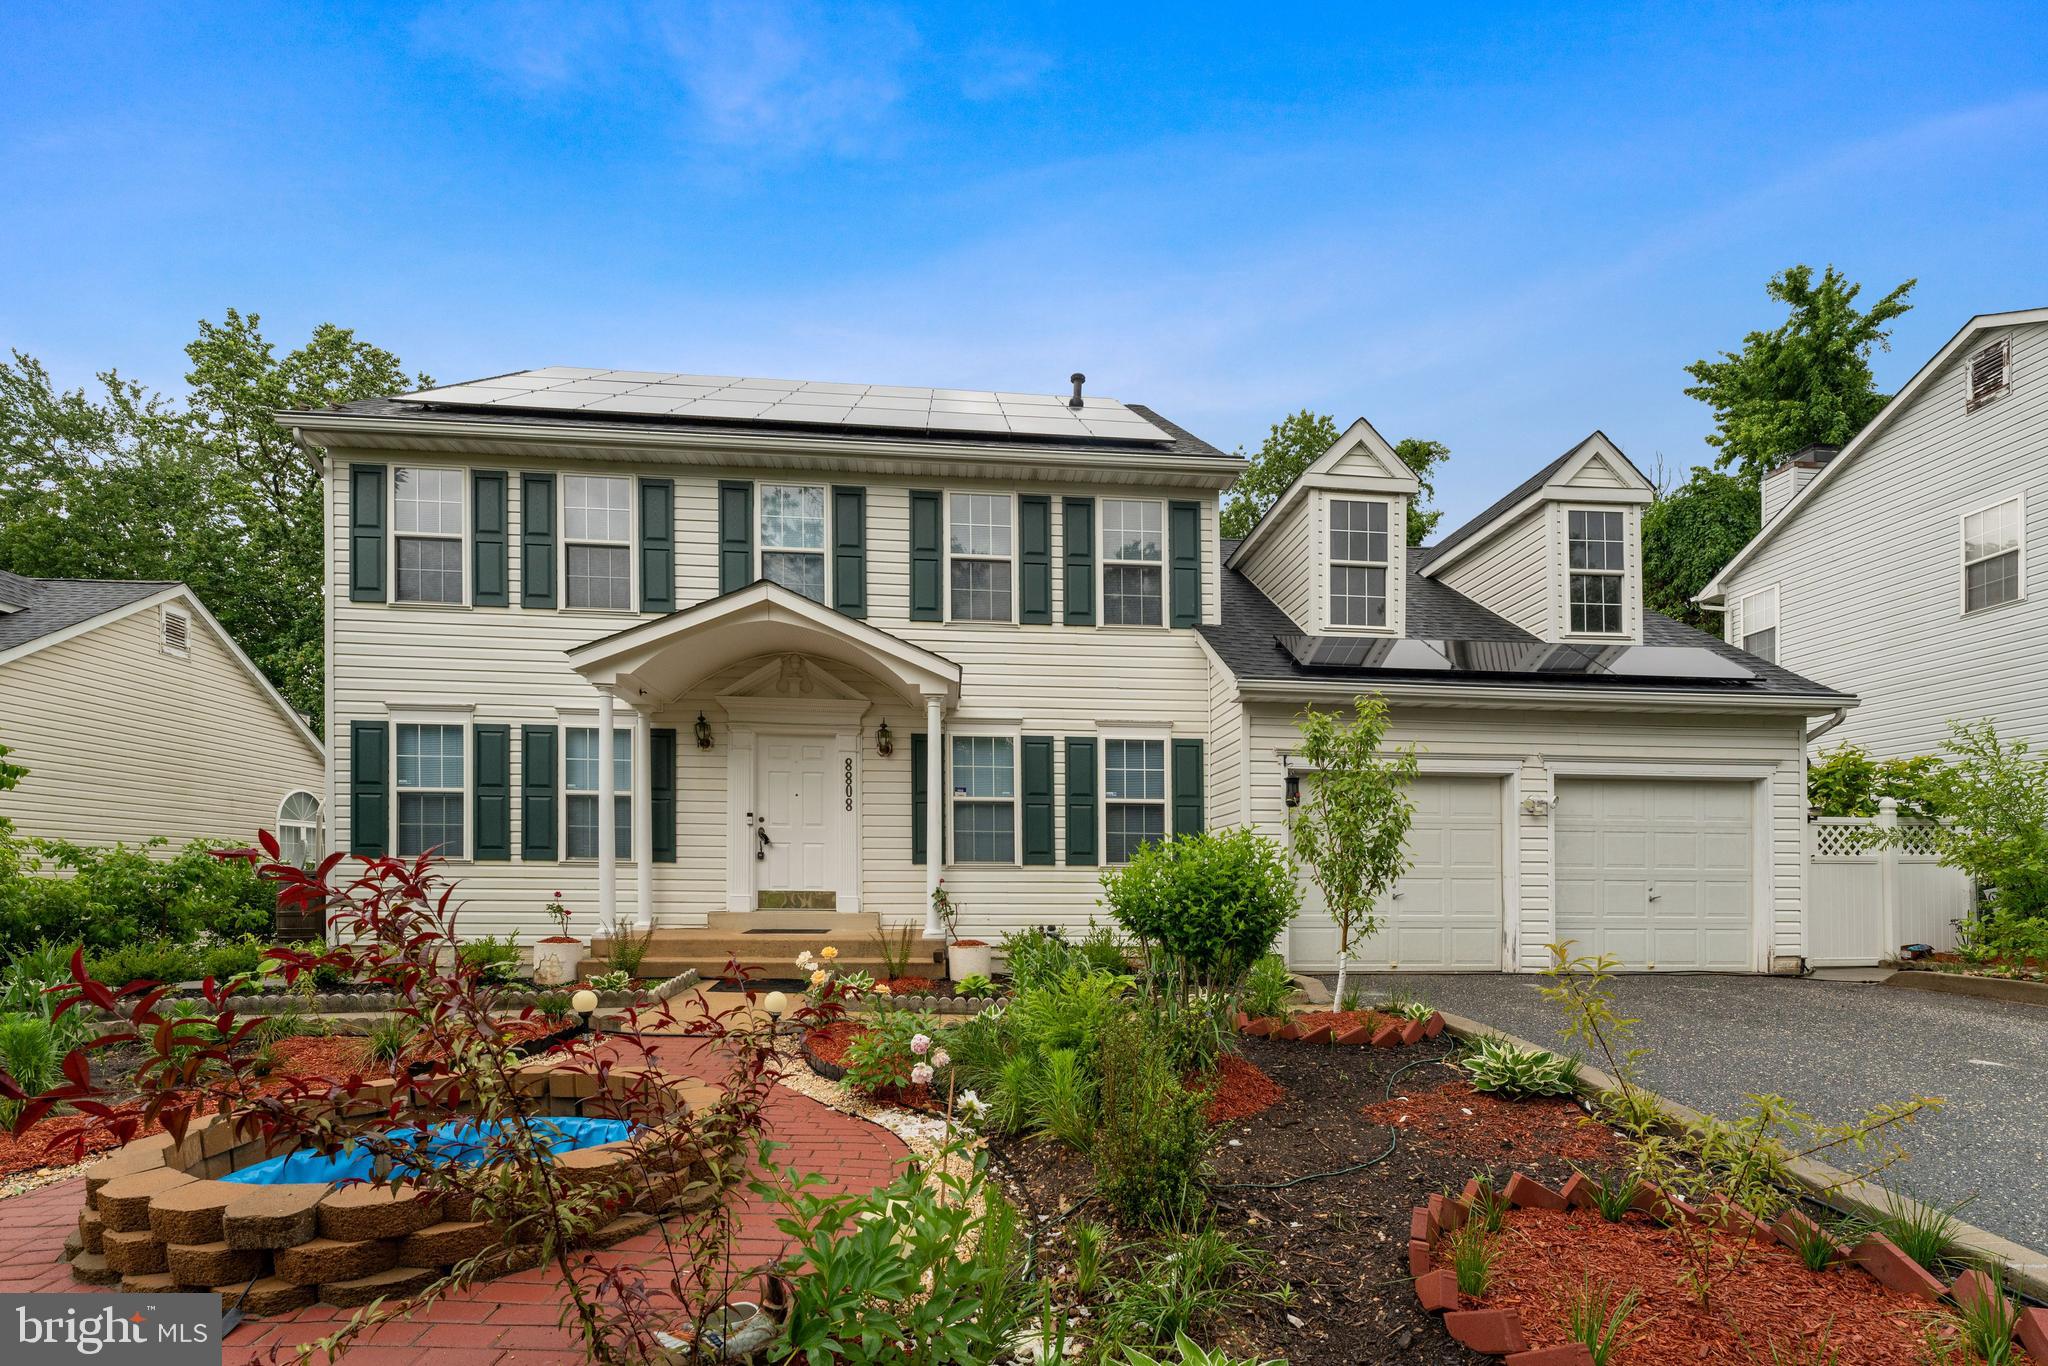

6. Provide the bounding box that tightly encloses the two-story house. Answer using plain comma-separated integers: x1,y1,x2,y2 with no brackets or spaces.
290,373,1846,976
1701,308,2048,761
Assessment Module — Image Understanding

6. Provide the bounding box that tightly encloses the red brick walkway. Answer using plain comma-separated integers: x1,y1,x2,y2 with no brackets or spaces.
0,1038,908,1364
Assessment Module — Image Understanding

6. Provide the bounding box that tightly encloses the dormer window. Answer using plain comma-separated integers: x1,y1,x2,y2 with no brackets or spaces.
1567,509,1625,635
1329,498,1390,628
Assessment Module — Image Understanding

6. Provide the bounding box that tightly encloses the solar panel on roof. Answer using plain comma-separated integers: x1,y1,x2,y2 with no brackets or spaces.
393,369,1174,444
1275,633,1756,683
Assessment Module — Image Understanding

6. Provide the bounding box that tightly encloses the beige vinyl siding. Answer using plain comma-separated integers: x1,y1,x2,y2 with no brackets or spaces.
1718,319,2048,759
1242,702,1808,971
1201,642,1248,829
329,456,1222,942
0,604,324,851
1438,507,1551,635
1238,498,1314,630
1562,453,1628,489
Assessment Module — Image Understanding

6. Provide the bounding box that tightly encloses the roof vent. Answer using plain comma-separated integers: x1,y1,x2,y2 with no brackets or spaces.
160,606,190,657
1068,373,1086,410
1968,338,2011,412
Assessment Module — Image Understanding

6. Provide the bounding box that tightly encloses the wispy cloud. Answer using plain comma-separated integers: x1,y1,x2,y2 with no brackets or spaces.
957,41,1053,102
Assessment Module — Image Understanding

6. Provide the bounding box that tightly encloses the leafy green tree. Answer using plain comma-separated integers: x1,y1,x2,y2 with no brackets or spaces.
0,312,426,728
1806,743,1945,819
1288,695,1419,1007
1914,721,2048,918
1641,468,1759,628
1219,410,1449,544
0,743,23,838
1684,264,1915,485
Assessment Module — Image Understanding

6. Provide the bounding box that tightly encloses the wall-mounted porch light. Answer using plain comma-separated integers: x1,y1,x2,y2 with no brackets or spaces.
875,718,895,758
1284,773,1301,808
694,712,714,750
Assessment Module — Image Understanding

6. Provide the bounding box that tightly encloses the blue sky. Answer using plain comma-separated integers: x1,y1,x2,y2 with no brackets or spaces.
3,2,2045,526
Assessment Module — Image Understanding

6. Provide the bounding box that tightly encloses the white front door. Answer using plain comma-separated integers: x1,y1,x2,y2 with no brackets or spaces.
755,736,837,891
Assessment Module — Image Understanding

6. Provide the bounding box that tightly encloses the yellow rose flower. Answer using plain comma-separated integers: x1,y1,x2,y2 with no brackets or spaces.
809,969,828,986
873,983,892,996
820,946,839,961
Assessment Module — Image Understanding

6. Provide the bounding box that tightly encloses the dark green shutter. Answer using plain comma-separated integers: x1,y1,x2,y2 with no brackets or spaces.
348,464,387,603
1019,495,1052,624
718,481,753,594
639,478,675,613
472,471,508,607
1022,736,1055,864
832,485,867,618
521,725,558,860
1063,497,1095,625
651,727,678,862
473,724,511,860
520,473,556,609
911,732,928,864
1064,737,1097,865
909,490,942,620
349,721,388,856
1172,738,1205,835
1169,500,1202,629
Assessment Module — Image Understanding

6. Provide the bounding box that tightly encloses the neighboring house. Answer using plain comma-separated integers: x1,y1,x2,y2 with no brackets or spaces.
0,572,327,856
290,372,1844,974
1700,307,2048,762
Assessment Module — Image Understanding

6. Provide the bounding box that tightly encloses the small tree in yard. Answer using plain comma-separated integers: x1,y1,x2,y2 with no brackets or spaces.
1288,695,1418,1008
1914,719,2048,918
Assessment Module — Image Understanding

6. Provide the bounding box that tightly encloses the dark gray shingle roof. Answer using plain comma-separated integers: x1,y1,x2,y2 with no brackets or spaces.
1424,432,1640,561
0,572,177,654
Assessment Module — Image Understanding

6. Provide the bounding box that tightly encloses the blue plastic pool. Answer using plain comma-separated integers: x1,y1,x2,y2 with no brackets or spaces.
220,1117,633,1186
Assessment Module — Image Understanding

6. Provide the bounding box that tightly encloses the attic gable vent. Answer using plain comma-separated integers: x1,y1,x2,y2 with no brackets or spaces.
1968,338,2011,412
160,606,191,657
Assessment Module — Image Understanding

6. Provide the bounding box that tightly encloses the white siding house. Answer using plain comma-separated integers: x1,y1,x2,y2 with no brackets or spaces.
1702,308,2048,760
0,574,326,853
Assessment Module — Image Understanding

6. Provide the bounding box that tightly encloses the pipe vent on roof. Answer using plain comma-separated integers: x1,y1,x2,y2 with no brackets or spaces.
1068,373,1086,409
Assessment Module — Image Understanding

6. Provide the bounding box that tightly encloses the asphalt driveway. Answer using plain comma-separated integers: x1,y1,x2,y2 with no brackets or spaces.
1351,972,2048,1252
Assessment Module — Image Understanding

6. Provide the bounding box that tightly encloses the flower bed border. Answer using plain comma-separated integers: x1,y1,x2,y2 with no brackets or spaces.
1237,1009,1445,1048
1406,1170,2048,1363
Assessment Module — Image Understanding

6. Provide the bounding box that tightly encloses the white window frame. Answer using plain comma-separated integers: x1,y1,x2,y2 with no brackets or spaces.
1564,505,1628,637
561,720,634,862
1959,491,2026,616
947,729,1021,866
1967,338,2012,413
1098,496,1168,629
390,710,471,861
277,790,324,868
559,474,637,612
944,490,1018,624
1325,496,1393,635
390,465,470,607
753,480,831,605
1100,733,1172,866
1737,586,1779,663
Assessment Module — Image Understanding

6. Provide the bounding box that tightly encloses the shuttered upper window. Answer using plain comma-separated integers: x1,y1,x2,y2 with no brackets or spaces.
1101,499,1164,626
948,493,1014,622
1962,495,2024,614
759,484,828,602
1968,339,2011,413
394,467,465,604
563,476,633,610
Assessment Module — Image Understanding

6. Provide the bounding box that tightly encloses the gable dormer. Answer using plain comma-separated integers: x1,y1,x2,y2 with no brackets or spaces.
1421,432,1654,643
1228,417,1421,635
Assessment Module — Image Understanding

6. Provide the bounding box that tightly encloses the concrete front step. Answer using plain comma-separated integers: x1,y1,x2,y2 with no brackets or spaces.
589,914,945,981
604,950,944,981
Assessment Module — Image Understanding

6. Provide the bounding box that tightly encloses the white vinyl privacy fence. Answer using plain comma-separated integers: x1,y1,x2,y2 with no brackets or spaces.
1806,798,1975,967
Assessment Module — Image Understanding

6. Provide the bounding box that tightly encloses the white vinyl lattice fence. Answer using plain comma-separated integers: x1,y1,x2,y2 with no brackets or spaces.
1806,799,1974,967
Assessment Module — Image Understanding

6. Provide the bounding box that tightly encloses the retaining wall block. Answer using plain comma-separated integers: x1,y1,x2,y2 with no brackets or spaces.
274,1236,400,1286
1333,1024,1375,1046
321,1264,436,1308
78,1208,104,1254
1428,1193,1468,1233
223,1184,327,1250
1849,1232,1949,1301
397,1220,497,1267
68,1252,121,1286
101,1229,168,1276
1946,1267,1999,1313
1301,1022,1338,1044
166,1241,268,1286
1559,1173,1596,1212
1504,1172,1567,1212
148,1179,245,1245
120,1271,180,1294
1415,1268,1460,1313
97,1168,198,1232
317,1185,443,1241
1444,1308,1529,1355
1242,1017,1274,1038
82,1136,179,1205
217,1276,316,1317
1274,1021,1304,1041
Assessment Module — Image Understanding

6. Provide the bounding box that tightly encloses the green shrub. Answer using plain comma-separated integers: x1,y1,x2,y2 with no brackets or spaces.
843,1010,942,1098
200,936,266,983
1911,720,2048,918
1000,923,1130,992
1239,953,1294,1018
457,933,523,983
1807,743,1945,819
1460,1036,1578,1099
1100,829,1300,991
1093,1009,1210,1229
0,1015,63,1126
1955,909,2048,969
87,938,203,988
0,835,274,954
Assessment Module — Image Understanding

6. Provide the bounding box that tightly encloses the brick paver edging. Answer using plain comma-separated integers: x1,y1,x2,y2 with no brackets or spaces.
1237,1009,1445,1047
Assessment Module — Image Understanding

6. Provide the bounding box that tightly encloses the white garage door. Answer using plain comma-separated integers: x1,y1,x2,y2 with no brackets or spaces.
1554,778,1754,971
1287,774,1504,971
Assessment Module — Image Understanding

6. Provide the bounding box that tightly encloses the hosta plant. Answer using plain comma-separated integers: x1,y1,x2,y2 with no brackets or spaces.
1460,1035,1578,1098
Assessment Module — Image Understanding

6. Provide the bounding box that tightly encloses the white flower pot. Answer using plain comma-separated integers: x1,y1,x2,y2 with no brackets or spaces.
533,938,584,987
946,940,993,981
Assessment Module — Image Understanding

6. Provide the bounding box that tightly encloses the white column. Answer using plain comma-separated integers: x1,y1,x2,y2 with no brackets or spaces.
598,684,617,938
633,706,653,931
924,692,944,937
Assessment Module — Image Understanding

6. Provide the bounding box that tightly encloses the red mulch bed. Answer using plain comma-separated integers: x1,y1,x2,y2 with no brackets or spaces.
878,976,938,994
803,1021,942,1113
1290,1007,1402,1036
1360,1079,1617,1164
1198,1053,1285,1123
1458,1205,1938,1364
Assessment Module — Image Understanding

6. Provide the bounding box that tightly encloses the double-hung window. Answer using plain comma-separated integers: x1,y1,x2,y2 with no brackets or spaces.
949,493,1014,621
393,467,465,604
950,736,1015,863
1103,738,1166,863
565,727,631,859
1738,587,1778,663
1567,509,1626,634
395,723,465,857
563,476,632,610
760,484,827,602
1101,499,1164,626
1962,496,2023,613
1329,498,1390,628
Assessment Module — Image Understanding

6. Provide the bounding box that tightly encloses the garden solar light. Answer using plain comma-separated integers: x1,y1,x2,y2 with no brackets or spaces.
763,990,788,1021
571,987,598,1026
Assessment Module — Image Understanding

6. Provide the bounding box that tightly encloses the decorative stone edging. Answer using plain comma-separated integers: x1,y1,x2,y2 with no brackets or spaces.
855,994,1003,1017
1237,1010,1445,1047
80,987,653,1029
1406,1170,2048,1364
800,1031,849,1083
